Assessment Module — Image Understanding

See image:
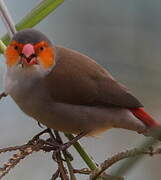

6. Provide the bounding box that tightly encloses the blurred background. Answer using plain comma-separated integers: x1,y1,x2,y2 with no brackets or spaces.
0,0,161,179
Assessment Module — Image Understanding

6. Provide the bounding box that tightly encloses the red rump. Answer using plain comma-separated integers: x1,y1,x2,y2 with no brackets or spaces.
129,107,160,127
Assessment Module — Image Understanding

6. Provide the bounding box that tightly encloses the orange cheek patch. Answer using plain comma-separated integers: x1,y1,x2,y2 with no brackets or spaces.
5,46,19,67
39,47,55,69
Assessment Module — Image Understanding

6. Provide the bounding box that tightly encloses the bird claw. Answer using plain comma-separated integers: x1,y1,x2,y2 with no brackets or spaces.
31,129,87,158
58,143,71,151
55,131,88,153
32,128,52,141
0,92,7,100
37,121,44,128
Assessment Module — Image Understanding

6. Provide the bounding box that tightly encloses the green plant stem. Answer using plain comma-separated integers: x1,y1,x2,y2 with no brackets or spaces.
0,40,6,53
65,134,99,179
65,134,97,171
65,134,119,180
0,0,64,53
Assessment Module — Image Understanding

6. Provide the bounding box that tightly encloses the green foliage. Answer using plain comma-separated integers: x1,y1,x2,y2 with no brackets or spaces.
0,40,6,53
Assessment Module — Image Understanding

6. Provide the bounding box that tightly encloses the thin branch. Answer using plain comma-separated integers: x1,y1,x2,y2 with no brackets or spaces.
63,151,77,180
0,139,44,179
65,134,115,180
73,168,124,180
0,0,17,38
90,146,161,180
54,131,77,180
54,152,69,180
111,131,161,176
73,168,92,175
53,131,69,180
0,129,64,179
51,168,60,180
0,144,28,154
0,129,62,179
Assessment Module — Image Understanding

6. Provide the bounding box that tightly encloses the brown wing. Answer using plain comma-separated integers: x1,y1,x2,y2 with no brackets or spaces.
45,46,143,108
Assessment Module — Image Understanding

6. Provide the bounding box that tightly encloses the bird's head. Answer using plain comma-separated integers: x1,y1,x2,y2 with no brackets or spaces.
5,29,56,72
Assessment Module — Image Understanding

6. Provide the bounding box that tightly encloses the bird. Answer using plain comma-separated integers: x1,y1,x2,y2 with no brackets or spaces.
3,28,161,140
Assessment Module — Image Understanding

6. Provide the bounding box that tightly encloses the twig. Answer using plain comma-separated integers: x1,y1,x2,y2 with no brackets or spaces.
0,129,65,179
0,139,44,179
51,168,60,180
0,144,28,154
54,131,77,180
90,146,161,180
73,168,92,175
65,134,107,180
111,131,161,176
65,134,112,180
54,131,69,180
0,129,63,179
0,129,88,179
54,152,69,180
0,0,17,38
64,152,77,180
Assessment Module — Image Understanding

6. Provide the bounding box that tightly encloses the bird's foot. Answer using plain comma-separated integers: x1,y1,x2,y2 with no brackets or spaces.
0,92,7,100
32,128,54,141
37,121,44,128
56,131,88,152
31,129,87,157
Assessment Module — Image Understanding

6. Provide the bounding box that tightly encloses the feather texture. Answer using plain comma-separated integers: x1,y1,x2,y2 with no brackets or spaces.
45,46,143,108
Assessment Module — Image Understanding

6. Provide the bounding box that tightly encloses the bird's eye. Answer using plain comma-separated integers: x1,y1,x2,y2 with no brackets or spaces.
39,46,45,51
14,45,19,51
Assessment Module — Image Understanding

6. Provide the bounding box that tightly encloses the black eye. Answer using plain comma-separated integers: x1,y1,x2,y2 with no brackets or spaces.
14,45,19,51
40,46,44,51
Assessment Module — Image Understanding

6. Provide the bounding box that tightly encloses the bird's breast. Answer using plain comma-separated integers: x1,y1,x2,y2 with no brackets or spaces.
4,68,51,119
4,67,147,135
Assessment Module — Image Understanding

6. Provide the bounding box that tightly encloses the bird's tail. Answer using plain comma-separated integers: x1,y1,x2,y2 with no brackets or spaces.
130,107,161,140
129,107,160,127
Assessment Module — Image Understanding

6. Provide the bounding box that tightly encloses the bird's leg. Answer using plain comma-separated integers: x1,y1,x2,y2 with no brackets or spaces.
53,151,69,180
54,131,73,161
31,128,61,149
52,131,65,161
32,129,88,153
32,128,50,140
0,92,7,100
57,131,89,152
37,121,44,128
32,128,56,141
54,130,63,144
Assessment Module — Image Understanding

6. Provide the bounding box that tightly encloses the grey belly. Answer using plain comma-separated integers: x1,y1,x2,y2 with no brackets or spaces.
11,90,147,135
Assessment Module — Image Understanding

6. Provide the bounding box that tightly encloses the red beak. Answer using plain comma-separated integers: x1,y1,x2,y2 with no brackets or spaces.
22,44,37,65
22,44,35,58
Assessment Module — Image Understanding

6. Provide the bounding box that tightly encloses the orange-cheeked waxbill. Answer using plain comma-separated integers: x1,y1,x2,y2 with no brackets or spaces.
4,29,161,137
